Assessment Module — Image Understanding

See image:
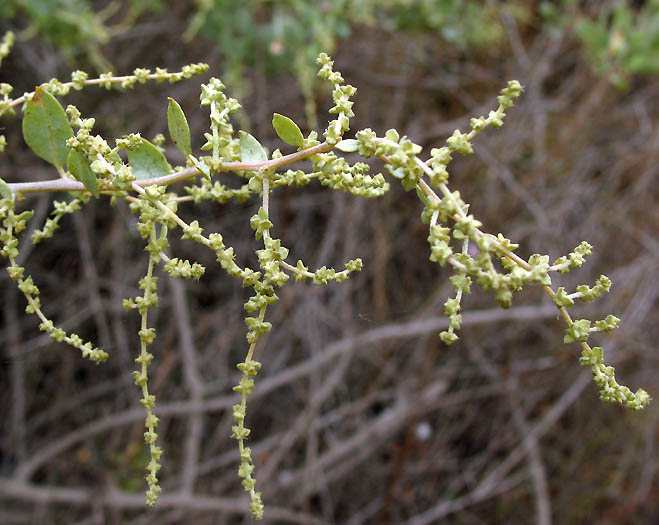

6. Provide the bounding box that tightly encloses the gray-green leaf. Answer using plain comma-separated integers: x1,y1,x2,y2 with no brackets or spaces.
22,87,74,170
239,131,267,163
167,97,191,156
272,113,304,147
0,176,12,201
335,139,359,152
126,138,171,180
67,150,99,198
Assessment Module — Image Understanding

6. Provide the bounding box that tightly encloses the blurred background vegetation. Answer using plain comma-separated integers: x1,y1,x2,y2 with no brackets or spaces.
0,1,657,523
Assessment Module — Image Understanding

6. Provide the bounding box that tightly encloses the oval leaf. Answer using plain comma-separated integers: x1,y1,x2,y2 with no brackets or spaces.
127,138,171,180
239,131,267,163
272,113,304,147
335,139,359,153
22,87,73,169
167,97,191,156
0,176,12,201
67,150,99,198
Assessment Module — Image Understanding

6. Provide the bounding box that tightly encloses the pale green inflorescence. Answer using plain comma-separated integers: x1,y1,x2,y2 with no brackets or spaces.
0,30,650,521
1,198,108,363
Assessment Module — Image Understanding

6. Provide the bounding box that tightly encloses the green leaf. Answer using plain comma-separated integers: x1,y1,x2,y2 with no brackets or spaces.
239,131,267,163
272,113,304,147
22,87,74,170
167,97,191,156
126,138,170,180
335,139,359,152
67,150,99,198
0,176,12,201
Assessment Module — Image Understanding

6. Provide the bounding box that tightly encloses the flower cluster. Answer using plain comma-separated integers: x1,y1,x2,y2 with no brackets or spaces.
579,345,650,409
356,128,425,191
121,194,169,506
232,357,264,520
350,78,648,410
0,31,14,69
199,77,242,166
1,199,107,362
317,52,356,145
31,198,83,244
314,153,390,198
